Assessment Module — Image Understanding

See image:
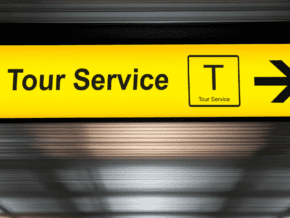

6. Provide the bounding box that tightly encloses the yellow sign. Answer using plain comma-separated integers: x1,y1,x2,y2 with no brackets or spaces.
0,44,290,118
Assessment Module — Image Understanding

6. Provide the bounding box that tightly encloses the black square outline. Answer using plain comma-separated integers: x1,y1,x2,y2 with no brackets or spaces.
188,55,241,107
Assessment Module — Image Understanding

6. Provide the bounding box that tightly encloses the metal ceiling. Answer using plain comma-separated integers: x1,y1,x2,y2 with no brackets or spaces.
0,0,290,22
0,122,290,217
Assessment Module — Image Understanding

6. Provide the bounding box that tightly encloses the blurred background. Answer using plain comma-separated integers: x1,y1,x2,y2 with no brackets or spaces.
1,0,290,217
0,122,290,218
1,0,290,23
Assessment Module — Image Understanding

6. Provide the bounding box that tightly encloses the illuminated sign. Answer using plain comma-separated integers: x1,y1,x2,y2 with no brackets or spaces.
0,45,289,118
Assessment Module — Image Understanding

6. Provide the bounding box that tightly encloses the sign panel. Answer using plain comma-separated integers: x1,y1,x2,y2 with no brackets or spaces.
188,55,240,107
0,44,289,118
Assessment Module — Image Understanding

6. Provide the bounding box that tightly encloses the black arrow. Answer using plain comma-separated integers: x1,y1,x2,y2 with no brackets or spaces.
254,60,290,103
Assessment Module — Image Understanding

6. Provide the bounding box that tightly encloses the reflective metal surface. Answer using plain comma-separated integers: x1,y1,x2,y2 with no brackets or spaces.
0,122,290,217
1,0,290,22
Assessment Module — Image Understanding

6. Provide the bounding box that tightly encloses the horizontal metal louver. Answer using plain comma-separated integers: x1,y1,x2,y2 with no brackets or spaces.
0,122,290,217
1,0,290,22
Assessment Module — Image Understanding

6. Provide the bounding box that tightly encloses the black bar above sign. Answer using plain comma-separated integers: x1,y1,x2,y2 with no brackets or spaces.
0,22,289,45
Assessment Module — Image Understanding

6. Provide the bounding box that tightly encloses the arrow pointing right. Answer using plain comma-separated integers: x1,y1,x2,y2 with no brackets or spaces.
254,60,290,103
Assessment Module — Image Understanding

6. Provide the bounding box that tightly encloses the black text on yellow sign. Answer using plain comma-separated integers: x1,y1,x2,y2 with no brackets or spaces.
0,45,290,118
188,55,240,107
8,69,168,91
